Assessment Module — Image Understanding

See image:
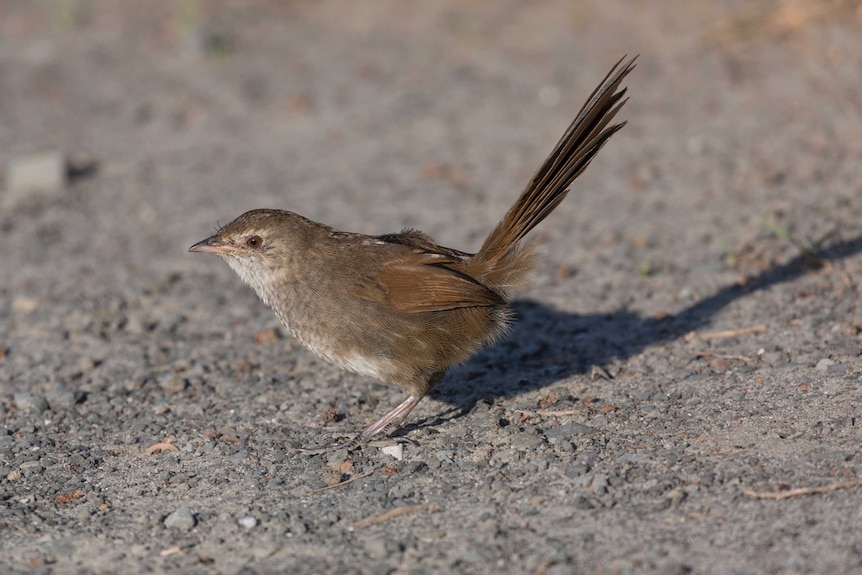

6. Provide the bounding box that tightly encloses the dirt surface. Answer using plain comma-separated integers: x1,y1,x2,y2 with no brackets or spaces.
2,1,862,573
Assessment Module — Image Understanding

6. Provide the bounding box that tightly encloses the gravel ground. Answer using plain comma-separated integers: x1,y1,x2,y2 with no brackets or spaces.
2,1,862,574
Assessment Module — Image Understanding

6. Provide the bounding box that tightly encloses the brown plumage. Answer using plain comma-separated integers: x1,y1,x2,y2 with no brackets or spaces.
189,56,636,453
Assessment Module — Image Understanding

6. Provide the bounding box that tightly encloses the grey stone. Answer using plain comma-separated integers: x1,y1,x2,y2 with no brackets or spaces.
363,537,388,559
544,423,600,439
163,508,196,530
5,151,65,200
815,358,835,372
565,464,590,477
592,474,610,494
19,460,44,475
510,432,545,450
402,460,426,474
828,363,849,376
14,392,49,413
46,386,79,411
41,537,77,559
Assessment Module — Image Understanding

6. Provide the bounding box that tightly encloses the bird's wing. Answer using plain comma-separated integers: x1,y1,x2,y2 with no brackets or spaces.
354,252,505,313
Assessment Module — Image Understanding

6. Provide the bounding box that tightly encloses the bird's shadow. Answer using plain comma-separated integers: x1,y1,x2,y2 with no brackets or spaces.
406,234,862,432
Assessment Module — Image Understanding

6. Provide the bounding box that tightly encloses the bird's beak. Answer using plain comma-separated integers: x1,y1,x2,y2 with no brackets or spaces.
188,236,240,254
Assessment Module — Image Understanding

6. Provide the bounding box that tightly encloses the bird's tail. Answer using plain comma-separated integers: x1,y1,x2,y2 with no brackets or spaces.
471,55,636,290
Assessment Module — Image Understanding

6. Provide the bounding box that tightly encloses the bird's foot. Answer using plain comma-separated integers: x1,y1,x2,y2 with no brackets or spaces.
291,394,423,455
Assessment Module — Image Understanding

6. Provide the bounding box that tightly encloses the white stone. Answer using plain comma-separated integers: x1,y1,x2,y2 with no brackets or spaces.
381,444,404,460
6,151,65,195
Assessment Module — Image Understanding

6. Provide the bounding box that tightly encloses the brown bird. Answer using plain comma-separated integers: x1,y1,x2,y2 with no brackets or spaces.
190,56,635,453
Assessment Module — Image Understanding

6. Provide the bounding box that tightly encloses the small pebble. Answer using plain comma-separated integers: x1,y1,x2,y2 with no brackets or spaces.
381,444,404,460
362,537,387,559
760,351,785,366
78,357,96,372
827,363,849,376
163,508,196,531
5,151,66,196
592,474,610,495
41,538,76,559
402,460,426,474
46,386,78,411
237,515,257,529
20,461,44,475
565,464,590,478
544,423,599,439
815,358,835,372
14,392,49,414
12,297,40,312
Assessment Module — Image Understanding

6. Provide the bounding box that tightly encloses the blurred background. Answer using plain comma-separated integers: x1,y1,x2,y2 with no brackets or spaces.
3,0,862,427
2,2,862,573
3,0,861,347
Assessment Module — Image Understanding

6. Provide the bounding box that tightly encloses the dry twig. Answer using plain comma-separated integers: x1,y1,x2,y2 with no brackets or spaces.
695,351,755,364
159,546,182,557
352,503,437,528
687,324,768,341
145,442,178,455
742,479,862,500
513,409,584,419
536,409,583,416
307,469,375,495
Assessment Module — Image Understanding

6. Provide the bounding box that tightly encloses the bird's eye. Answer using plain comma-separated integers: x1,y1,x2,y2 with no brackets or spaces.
246,235,262,249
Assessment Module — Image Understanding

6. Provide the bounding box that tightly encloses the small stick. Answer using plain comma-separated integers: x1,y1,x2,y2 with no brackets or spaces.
742,479,862,500
307,469,375,495
145,442,178,455
513,409,583,418
352,503,437,528
686,324,768,342
536,409,584,416
159,546,182,557
695,351,755,364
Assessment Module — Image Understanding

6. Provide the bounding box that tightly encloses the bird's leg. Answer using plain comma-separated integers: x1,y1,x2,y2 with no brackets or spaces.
294,372,445,455
294,394,425,455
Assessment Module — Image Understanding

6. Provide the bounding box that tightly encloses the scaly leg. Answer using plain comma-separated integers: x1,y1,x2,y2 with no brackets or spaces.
295,394,425,455
294,372,445,455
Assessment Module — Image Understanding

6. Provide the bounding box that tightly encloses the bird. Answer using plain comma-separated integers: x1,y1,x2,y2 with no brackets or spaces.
189,55,635,453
